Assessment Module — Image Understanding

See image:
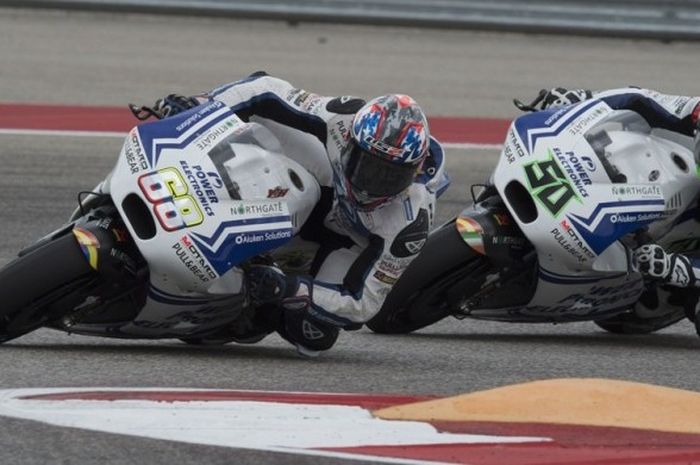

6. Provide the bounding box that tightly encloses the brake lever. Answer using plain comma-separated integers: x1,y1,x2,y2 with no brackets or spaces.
128,103,163,121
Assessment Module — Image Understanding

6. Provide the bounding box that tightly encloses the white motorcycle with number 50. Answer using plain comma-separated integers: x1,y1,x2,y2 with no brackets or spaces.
368,99,700,336
0,101,321,344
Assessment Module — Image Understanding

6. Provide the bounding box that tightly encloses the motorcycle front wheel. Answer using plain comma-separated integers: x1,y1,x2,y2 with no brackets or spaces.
0,230,94,343
366,223,487,334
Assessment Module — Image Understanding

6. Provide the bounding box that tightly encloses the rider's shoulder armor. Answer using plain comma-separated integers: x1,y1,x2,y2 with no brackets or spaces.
389,206,430,258
326,96,366,114
416,137,449,196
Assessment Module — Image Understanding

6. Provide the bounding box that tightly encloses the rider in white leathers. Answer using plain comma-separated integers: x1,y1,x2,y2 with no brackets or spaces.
536,86,700,289
143,72,448,355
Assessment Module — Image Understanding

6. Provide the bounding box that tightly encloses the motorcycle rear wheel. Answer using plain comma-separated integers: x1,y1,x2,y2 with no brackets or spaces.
0,231,93,343
366,223,486,334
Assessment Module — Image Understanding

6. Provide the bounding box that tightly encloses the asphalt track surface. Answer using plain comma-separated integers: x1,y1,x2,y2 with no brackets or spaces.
2,7,700,465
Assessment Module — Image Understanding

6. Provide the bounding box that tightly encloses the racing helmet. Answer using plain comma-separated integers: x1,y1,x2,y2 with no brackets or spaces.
341,94,430,208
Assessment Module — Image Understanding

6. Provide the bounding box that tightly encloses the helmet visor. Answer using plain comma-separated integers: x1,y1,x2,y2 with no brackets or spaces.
342,142,419,198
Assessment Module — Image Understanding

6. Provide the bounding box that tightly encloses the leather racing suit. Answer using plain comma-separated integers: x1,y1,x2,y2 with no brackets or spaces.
206,73,449,344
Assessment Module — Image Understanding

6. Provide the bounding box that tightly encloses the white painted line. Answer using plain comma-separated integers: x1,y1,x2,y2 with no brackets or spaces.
442,142,503,150
0,388,547,465
0,128,504,151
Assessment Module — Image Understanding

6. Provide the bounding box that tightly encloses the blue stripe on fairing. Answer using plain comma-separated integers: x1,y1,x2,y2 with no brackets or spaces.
191,215,291,248
570,199,665,227
567,200,665,255
137,103,233,167
514,99,601,153
190,226,294,276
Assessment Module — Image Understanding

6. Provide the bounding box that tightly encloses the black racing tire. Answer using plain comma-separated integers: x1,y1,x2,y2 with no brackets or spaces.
0,231,94,343
366,223,487,334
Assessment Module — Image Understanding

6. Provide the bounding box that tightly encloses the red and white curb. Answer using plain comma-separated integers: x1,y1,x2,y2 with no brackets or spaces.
0,388,545,465
0,103,508,150
4,382,700,464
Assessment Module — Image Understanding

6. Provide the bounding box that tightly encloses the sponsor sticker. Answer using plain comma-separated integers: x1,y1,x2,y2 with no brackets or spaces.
174,101,225,134
230,200,288,218
179,161,222,217
328,119,350,152
377,257,410,276
581,155,596,172
373,270,398,285
609,212,662,224
550,147,592,198
234,230,292,245
566,105,611,137
267,186,289,199
194,118,239,151
172,235,218,282
503,129,527,164
124,129,149,174
287,89,322,112
611,185,662,198
549,219,596,263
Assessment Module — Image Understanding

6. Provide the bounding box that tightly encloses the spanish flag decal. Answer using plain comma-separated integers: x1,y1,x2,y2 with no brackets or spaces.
72,228,100,270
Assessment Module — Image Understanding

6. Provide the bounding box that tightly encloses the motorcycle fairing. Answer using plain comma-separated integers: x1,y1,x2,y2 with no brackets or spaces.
136,100,231,169
189,202,293,276
566,199,664,255
476,102,700,321
494,101,688,276
98,103,321,337
512,99,607,154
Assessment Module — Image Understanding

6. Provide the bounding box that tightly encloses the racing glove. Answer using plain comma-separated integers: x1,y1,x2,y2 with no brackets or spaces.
247,264,299,305
632,244,696,288
540,87,592,109
129,94,201,120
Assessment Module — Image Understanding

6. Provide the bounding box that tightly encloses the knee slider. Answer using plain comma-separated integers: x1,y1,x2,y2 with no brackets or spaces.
282,308,339,352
